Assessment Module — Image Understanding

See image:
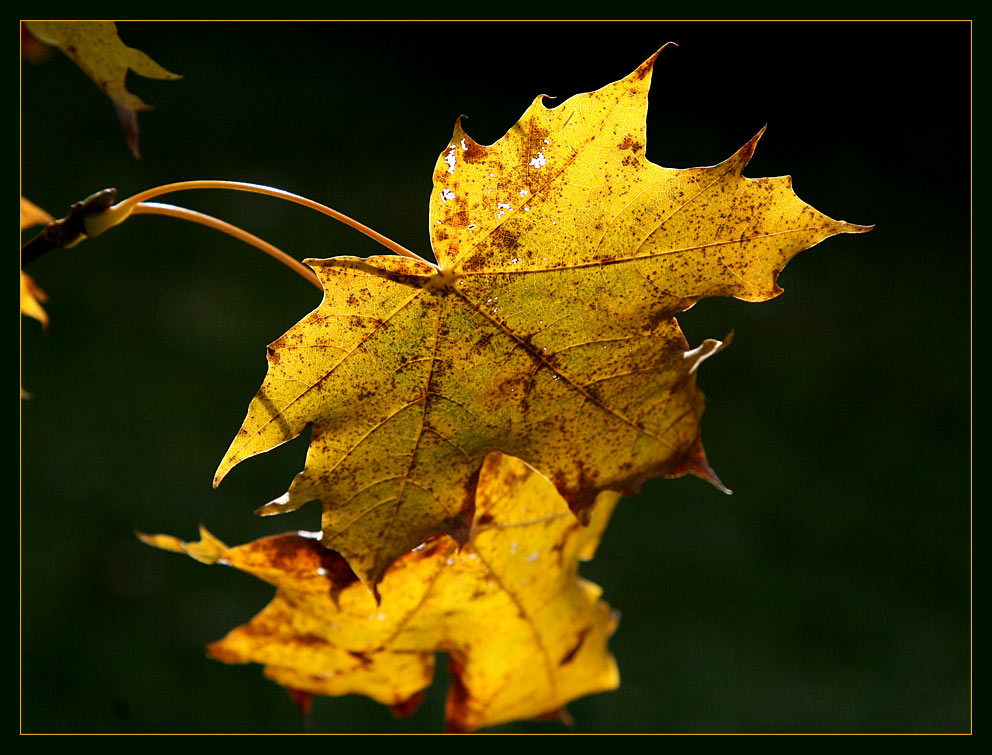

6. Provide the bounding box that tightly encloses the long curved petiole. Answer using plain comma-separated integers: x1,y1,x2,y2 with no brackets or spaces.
115,180,434,267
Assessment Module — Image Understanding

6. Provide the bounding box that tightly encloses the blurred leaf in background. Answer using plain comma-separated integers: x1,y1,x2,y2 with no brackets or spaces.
24,21,181,158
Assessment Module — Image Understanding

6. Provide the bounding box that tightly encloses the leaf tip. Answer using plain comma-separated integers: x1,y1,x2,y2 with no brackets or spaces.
20,271,50,329
205,640,240,664
254,490,306,517
684,336,730,374
138,526,229,563
650,41,678,61
673,436,732,495
693,460,732,495
845,222,876,234
213,445,246,489
113,102,142,159
134,529,155,545
535,706,575,727
450,116,492,161
634,42,677,81
135,530,185,554
211,467,226,489
285,687,314,724
390,690,426,719
734,126,767,171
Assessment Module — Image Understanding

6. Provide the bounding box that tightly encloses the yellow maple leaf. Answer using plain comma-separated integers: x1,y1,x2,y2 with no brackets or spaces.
143,453,620,733
24,21,180,158
213,49,870,590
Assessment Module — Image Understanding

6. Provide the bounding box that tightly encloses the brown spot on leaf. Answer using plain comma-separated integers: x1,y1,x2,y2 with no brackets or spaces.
492,361,538,400
294,633,329,647
559,627,591,666
491,226,522,253
447,209,470,229
470,331,493,355
347,650,373,667
461,138,485,163
459,251,487,272
313,540,360,600
258,533,315,568
648,307,675,332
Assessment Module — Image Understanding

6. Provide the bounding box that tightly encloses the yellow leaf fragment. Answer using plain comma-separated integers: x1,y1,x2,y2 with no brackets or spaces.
20,197,54,328
20,272,49,328
215,49,870,590
24,21,180,157
20,196,53,230
147,454,620,732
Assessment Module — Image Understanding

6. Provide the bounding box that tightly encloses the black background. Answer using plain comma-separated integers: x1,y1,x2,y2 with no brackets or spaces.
21,21,970,733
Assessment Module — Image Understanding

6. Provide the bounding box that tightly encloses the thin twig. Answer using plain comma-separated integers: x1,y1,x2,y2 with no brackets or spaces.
20,188,118,266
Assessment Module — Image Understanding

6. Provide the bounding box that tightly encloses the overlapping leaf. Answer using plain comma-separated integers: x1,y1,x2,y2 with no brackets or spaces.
144,453,619,732
214,49,870,590
24,21,180,157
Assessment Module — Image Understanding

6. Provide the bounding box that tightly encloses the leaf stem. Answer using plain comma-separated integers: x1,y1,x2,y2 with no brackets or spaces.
117,180,434,267
131,202,323,291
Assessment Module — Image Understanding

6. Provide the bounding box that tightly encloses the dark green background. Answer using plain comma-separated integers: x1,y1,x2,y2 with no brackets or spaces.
20,21,970,733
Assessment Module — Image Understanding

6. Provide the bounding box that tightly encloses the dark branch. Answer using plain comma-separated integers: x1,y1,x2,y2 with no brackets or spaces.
20,188,117,267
